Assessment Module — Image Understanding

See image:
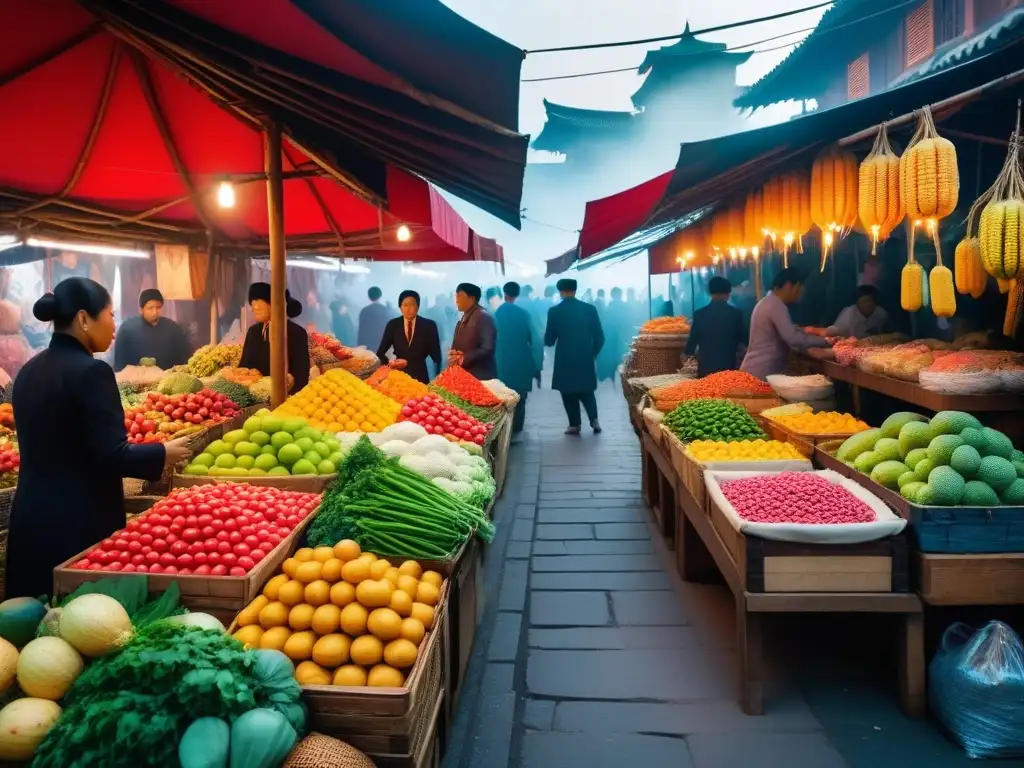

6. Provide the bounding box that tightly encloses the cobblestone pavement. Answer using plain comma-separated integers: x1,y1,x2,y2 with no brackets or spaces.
442,381,847,768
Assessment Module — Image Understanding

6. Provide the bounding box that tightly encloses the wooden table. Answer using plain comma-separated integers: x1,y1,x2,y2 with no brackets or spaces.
641,432,676,550
674,482,926,718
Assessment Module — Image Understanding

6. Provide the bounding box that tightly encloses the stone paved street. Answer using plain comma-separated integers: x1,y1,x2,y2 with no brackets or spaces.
441,381,1006,768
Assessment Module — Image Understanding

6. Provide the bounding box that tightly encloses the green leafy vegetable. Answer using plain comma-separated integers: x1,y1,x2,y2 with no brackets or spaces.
130,582,183,627
59,575,148,615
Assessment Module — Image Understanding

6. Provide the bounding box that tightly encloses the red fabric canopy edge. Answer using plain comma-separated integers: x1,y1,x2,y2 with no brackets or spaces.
577,171,673,259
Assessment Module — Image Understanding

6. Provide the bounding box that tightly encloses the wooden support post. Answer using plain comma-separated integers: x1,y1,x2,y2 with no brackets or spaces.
265,122,287,408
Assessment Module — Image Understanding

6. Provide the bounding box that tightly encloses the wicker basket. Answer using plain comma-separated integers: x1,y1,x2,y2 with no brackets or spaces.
284,734,376,768
626,336,688,378
0,487,13,531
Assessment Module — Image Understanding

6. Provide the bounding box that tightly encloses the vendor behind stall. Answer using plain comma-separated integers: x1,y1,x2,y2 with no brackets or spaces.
740,268,832,380
826,285,888,339
685,276,747,376
113,289,192,371
239,282,310,394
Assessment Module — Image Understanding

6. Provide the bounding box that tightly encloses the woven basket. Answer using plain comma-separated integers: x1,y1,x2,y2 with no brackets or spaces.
626,336,687,378
283,733,376,768
0,487,13,531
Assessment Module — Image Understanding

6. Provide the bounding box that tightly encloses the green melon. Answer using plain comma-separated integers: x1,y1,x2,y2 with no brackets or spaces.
978,455,1017,492
871,461,909,490
898,421,933,459
927,434,964,466
950,445,982,478
1001,479,1024,505
928,466,966,506
897,471,918,489
836,429,882,463
901,481,926,502
962,480,1000,507
873,438,902,462
904,448,929,471
930,411,983,438
853,451,884,474
0,597,47,647
981,427,1015,459
915,484,936,505
880,412,928,439
959,427,988,452
1012,449,1024,463
1014,460,1024,479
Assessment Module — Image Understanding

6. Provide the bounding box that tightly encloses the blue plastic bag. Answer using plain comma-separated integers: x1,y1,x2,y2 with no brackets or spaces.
929,620,1024,759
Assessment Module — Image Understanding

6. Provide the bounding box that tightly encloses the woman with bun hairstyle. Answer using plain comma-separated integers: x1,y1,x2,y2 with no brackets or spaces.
238,282,310,394
5,278,190,598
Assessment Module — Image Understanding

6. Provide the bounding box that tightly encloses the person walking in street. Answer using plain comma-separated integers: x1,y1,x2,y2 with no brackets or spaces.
357,286,390,349
597,286,628,383
450,283,498,380
495,282,542,435
329,296,356,346
740,268,833,380
375,290,442,384
113,288,192,371
545,278,605,435
686,276,748,376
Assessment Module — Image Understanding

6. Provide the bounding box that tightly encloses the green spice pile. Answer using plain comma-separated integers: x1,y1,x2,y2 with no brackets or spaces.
663,398,766,443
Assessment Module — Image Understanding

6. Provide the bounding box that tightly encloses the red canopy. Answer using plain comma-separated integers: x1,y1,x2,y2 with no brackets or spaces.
577,171,674,259
0,0,501,263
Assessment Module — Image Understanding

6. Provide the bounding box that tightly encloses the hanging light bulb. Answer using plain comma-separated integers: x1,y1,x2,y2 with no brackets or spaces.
217,181,235,209
396,225,412,242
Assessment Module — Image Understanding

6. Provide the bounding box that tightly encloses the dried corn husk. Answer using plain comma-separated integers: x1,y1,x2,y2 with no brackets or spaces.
901,106,959,260
811,146,858,271
977,102,1024,280
858,123,904,254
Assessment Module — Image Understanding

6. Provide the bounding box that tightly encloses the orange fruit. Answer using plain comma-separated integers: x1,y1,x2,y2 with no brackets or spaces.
277,580,305,607
236,595,269,627
350,635,384,666
294,548,315,563
313,546,336,563
356,579,393,609
258,601,289,629
288,604,315,631
400,618,426,646
369,559,392,580
304,580,331,606
295,561,324,584
295,660,332,686
367,608,403,642
330,581,356,608
320,558,344,583
311,604,342,636
332,665,367,687
383,639,418,669
282,558,300,578
396,575,419,598
389,589,413,618
262,574,290,601
283,631,316,662
421,571,443,589
383,567,401,586
233,625,264,649
367,665,404,687
410,603,434,630
259,626,291,652
312,634,351,668
415,582,440,607
340,603,369,636
341,559,371,585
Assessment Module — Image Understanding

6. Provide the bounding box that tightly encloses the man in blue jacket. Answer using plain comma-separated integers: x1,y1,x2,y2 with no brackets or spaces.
685,276,748,377
545,279,605,435
495,282,543,435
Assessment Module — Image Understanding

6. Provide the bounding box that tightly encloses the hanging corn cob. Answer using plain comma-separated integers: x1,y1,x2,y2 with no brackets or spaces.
761,176,785,245
810,147,858,271
900,107,959,258
858,123,904,254
1005,280,1024,338
743,188,767,259
954,238,987,298
998,277,1014,294
929,245,956,318
979,104,1024,280
901,220,923,312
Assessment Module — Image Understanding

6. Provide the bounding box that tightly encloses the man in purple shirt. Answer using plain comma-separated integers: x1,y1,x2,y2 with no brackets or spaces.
740,268,832,380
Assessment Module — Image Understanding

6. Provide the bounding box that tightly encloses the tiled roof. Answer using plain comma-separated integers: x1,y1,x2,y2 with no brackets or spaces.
530,100,639,152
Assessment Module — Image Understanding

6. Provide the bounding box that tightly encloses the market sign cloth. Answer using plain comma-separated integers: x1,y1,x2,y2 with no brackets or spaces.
0,0,506,263
551,31,1024,273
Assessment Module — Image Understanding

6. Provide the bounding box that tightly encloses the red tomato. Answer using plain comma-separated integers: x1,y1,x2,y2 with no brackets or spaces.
151,538,168,553
176,553,193,568
169,540,188,556
159,552,176,566
77,559,92,569
233,542,251,557
193,551,208,565
249,549,265,564
211,565,228,576
139,522,153,534
145,551,160,565
193,564,211,575
228,531,243,545
220,552,238,568
182,528,200,543
122,563,137,572
149,564,163,574
100,538,116,551
163,565,178,575
140,533,153,546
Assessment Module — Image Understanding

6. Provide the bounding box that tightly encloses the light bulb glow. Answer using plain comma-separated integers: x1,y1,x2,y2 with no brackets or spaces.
217,181,235,209
396,225,411,242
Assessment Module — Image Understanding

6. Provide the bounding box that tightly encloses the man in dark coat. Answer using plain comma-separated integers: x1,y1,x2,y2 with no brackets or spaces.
495,282,542,434
686,276,748,376
357,286,391,349
545,279,605,435
450,283,498,380
113,288,192,371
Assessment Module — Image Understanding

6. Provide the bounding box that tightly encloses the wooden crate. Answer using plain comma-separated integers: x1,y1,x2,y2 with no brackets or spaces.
303,597,446,752
171,473,336,493
52,510,314,625
369,690,443,768
666,433,705,511
917,551,1024,605
707,496,908,593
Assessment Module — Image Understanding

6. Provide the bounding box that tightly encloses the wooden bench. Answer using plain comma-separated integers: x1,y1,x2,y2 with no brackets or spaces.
674,483,926,718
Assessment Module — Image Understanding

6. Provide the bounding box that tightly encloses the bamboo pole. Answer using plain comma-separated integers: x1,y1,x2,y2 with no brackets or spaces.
265,122,287,408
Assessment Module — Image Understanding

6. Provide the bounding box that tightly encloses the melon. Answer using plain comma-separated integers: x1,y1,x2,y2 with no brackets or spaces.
16,637,83,700
0,638,17,694
0,698,62,761
0,598,47,648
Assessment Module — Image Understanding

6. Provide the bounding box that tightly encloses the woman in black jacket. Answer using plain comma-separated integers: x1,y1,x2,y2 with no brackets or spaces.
376,290,442,384
6,278,189,598
239,282,310,395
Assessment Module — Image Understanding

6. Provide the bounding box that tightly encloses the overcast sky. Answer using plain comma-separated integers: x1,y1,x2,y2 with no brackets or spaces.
437,0,828,275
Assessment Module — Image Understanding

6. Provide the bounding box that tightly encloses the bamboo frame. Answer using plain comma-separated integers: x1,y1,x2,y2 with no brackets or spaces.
265,122,287,409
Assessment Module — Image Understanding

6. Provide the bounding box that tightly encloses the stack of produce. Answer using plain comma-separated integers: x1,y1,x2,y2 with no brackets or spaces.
761,403,812,419
685,439,807,463
69,482,320,575
365,421,485,461
837,411,1024,506
184,412,343,478
432,366,501,407
399,393,491,445
368,368,429,404
481,379,521,408
337,347,380,377
124,388,241,444
307,437,494,558
720,472,875,524
768,410,869,436
663,399,766,443
187,343,242,377
651,371,773,412
231,541,441,689
205,377,259,408
114,360,166,390
308,331,352,362
640,316,690,334
919,350,1024,394
428,386,504,425
0,403,12,429
369,423,495,508
275,368,400,433
0,434,19,489
217,367,265,386
765,374,833,402
249,377,273,404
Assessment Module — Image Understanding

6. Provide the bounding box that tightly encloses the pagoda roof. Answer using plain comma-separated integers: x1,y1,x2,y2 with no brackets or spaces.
735,0,903,109
530,100,639,153
633,23,751,109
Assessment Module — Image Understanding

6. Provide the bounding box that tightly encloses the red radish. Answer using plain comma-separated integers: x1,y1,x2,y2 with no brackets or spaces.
720,472,875,525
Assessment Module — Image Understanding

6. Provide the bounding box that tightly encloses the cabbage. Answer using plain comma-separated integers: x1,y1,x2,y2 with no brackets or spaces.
377,422,429,443
409,435,456,456
165,613,225,632
380,440,413,458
